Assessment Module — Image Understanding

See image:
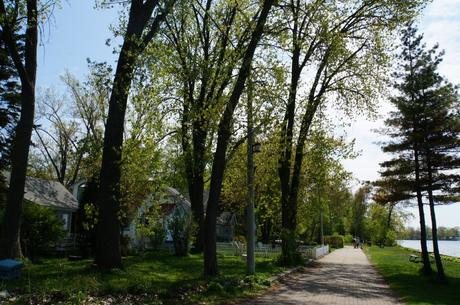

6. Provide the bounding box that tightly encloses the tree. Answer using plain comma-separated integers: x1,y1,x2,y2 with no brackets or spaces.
380,23,460,280
0,0,39,258
405,26,460,282
0,28,21,168
159,0,253,253
297,125,355,244
203,0,275,276
275,0,425,263
95,0,175,269
30,88,82,187
350,186,370,240
372,178,411,245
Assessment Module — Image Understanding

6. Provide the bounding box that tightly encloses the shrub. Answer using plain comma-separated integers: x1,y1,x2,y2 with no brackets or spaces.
385,230,397,247
167,209,195,256
324,235,344,248
276,229,303,266
343,234,353,244
21,204,65,261
136,204,166,251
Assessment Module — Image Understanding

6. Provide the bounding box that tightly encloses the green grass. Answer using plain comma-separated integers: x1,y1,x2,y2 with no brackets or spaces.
0,251,284,304
364,246,460,305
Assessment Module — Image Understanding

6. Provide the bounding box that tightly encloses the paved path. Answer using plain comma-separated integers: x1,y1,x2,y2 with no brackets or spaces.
238,246,402,305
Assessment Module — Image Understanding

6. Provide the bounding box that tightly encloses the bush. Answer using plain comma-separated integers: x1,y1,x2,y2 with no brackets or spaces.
343,234,353,244
21,204,65,261
136,204,166,251
385,230,397,247
276,229,303,266
324,235,344,248
167,209,195,256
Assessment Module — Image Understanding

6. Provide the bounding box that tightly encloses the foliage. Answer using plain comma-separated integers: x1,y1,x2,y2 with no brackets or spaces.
343,234,353,244
0,29,21,168
399,226,460,241
136,203,165,251
167,209,195,256
20,204,65,261
1,202,62,261
378,23,460,280
324,235,344,249
365,246,460,305
277,229,303,266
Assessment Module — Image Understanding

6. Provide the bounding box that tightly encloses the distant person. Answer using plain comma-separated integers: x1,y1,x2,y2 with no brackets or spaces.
352,238,357,248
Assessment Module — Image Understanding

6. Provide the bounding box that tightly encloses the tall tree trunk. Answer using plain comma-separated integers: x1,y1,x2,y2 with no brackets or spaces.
95,0,174,268
204,0,275,277
426,154,446,282
278,47,301,263
190,109,208,252
414,146,432,275
182,92,206,253
95,38,139,268
187,170,205,253
0,0,38,259
383,204,394,245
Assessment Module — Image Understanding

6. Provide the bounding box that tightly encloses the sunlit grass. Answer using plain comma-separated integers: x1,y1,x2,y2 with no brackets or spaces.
365,246,460,305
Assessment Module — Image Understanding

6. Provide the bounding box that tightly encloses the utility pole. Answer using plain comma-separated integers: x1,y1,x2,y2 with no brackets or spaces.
246,76,256,275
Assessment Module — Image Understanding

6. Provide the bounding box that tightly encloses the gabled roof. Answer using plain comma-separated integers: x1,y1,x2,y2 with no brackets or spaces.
2,171,79,212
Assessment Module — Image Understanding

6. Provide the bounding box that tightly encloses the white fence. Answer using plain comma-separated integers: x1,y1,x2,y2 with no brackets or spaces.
215,242,329,259
159,242,329,259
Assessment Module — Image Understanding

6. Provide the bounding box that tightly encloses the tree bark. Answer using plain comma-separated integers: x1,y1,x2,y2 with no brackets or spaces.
95,0,174,268
278,46,301,263
0,0,38,259
203,0,275,277
413,145,432,275
426,153,445,282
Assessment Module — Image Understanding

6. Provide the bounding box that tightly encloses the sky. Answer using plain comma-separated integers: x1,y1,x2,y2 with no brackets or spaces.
34,1,460,228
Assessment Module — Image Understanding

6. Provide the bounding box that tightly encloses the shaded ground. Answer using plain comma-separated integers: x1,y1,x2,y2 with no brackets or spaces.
237,246,402,305
0,251,282,304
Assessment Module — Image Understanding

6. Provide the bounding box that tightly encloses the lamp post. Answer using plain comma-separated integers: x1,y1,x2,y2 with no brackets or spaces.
315,179,324,246
246,77,258,275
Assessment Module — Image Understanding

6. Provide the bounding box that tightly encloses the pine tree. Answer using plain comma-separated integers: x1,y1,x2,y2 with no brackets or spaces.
0,30,21,168
380,23,460,281
415,47,460,283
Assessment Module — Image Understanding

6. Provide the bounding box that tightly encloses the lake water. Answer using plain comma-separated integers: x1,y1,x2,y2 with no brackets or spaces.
397,240,460,258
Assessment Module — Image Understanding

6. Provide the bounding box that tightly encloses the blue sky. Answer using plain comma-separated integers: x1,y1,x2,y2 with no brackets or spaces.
36,1,118,88
35,1,460,228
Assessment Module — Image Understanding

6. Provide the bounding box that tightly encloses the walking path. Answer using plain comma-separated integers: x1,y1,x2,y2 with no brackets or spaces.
238,246,402,305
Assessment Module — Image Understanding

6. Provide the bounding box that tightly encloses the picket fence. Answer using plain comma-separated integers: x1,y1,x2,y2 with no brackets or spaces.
160,242,329,259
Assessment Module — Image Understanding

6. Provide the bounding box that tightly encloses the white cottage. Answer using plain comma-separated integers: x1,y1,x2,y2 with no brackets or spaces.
2,171,79,233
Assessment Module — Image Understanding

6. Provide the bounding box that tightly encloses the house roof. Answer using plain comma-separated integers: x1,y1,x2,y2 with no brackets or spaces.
164,187,191,208
2,171,79,212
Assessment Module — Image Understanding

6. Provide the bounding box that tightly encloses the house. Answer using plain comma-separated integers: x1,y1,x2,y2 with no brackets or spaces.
124,187,238,247
123,187,192,247
69,179,238,247
187,190,237,242
2,171,79,233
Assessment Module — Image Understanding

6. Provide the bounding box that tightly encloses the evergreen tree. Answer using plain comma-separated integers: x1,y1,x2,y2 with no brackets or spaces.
0,30,21,168
415,42,460,283
380,23,460,281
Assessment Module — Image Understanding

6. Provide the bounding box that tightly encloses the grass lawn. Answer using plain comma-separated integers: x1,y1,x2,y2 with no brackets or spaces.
364,246,460,305
0,251,285,305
